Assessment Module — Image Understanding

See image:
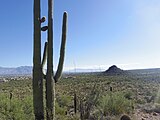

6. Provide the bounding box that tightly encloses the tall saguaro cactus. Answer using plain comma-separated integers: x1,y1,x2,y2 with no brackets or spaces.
46,0,54,119
46,0,67,119
33,0,67,119
33,0,44,119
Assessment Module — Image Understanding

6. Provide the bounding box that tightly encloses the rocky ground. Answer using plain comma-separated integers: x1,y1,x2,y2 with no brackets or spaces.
134,109,160,120
133,103,160,120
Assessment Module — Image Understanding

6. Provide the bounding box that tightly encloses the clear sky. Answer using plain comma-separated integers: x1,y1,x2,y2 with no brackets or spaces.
0,0,160,70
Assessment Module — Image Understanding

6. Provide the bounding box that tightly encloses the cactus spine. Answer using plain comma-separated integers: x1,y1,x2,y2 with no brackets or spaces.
33,0,67,119
33,0,44,119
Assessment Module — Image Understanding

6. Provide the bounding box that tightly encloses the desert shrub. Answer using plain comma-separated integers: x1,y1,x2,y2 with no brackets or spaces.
98,92,132,116
55,94,72,116
145,90,152,96
124,91,133,100
56,114,79,120
0,93,34,120
22,96,34,118
55,102,67,115
154,103,160,111
79,84,100,119
56,94,72,108
154,89,160,104
136,98,145,104
55,101,80,120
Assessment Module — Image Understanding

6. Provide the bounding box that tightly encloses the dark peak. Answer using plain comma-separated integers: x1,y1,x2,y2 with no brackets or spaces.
107,65,123,72
104,65,126,75
108,65,119,69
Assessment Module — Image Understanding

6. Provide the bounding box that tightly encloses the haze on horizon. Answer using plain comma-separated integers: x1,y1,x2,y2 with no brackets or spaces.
0,0,160,71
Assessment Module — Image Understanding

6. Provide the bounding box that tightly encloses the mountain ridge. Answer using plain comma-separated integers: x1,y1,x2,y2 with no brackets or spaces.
0,66,32,75
0,65,160,75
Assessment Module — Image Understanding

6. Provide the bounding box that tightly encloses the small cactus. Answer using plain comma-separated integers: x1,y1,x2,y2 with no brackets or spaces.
9,92,12,100
74,92,77,114
110,86,113,92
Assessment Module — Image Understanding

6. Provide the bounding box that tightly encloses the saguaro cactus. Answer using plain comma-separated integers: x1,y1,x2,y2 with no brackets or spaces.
33,0,44,119
33,0,67,119
46,0,67,118
46,0,54,119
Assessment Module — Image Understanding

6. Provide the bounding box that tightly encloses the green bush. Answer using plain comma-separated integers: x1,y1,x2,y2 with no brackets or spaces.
136,98,145,104
55,102,67,115
124,91,133,100
98,92,132,116
0,93,34,120
155,89,160,104
56,94,72,108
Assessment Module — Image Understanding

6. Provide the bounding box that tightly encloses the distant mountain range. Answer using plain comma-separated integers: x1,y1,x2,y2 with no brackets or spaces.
0,66,32,75
66,68,105,73
127,68,160,75
0,65,160,75
0,66,104,75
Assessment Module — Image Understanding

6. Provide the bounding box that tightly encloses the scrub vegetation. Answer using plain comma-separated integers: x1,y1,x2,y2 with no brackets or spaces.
0,70,160,119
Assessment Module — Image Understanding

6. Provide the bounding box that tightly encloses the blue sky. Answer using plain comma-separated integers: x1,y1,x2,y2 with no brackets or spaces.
0,0,160,70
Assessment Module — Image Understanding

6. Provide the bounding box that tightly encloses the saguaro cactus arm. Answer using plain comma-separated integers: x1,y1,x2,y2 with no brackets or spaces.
42,42,48,68
54,12,67,83
42,42,48,79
